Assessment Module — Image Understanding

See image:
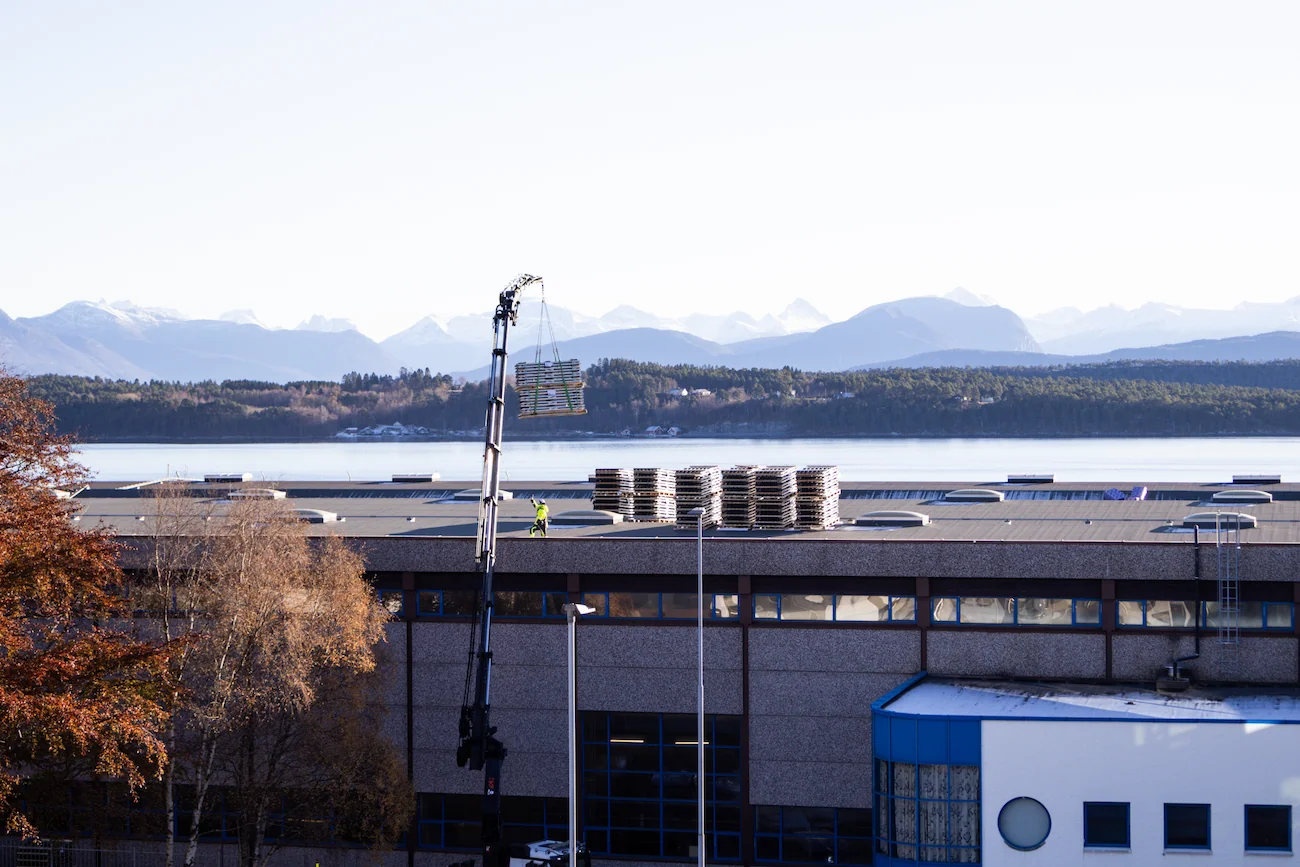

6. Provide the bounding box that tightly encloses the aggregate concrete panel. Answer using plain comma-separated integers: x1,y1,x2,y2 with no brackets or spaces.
750,759,873,809
411,703,461,753
749,714,872,765
1112,634,1299,683
411,620,474,664
414,746,479,794
577,666,744,715
491,664,569,709
375,701,407,754
491,622,567,664
578,625,743,671
926,631,1106,679
497,750,568,798
748,628,921,674
411,663,470,709
748,670,902,718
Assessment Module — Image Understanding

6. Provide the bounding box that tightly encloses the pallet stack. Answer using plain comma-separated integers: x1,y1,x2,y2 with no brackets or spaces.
754,466,798,529
592,468,633,516
721,465,761,529
796,465,841,530
675,465,723,528
628,468,677,522
515,360,587,418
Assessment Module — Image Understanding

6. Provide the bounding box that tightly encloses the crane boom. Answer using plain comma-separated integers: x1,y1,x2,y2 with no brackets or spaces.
457,273,543,867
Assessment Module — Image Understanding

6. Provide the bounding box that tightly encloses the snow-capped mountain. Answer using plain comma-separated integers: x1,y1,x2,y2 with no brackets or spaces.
296,315,359,333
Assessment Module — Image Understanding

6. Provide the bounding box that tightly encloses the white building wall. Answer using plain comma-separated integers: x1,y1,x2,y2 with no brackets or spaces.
981,719,1300,866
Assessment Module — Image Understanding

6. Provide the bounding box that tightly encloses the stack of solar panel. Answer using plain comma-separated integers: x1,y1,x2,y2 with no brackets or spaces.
754,466,798,529
721,465,761,529
796,465,841,530
627,468,677,522
515,360,587,418
675,465,723,528
592,468,633,516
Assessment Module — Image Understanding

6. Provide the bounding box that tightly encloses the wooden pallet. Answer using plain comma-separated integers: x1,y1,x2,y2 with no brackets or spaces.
517,385,587,417
515,359,584,388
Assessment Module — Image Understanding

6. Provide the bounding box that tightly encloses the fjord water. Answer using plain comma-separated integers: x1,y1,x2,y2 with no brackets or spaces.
75,438,1300,483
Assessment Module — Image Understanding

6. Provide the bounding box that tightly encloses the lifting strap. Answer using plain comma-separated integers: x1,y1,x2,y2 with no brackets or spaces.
524,289,582,416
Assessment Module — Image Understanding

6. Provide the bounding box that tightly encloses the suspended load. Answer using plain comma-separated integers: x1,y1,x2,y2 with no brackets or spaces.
516,292,587,418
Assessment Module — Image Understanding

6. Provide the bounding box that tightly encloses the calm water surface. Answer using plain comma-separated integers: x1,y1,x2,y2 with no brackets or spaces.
74,438,1300,483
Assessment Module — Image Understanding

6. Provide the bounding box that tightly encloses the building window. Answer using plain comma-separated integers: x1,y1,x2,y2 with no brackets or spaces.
494,591,567,618
754,594,917,623
582,711,742,861
932,597,1099,626
1245,805,1291,852
1164,803,1210,850
1083,802,1129,849
582,592,740,620
1118,600,1296,630
753,806,873,865
377,589,403,615
874,760,979,862
416,590,478,616
417,793,481,849
502,797,569,844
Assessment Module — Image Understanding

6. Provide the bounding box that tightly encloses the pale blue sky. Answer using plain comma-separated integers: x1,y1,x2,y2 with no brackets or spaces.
2,1,1298,339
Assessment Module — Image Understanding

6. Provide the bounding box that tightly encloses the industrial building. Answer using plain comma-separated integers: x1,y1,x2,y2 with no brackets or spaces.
77,476,1300,865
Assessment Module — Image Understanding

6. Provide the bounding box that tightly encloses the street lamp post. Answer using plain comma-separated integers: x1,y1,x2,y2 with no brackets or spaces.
686,507,706,867
562,603,595,867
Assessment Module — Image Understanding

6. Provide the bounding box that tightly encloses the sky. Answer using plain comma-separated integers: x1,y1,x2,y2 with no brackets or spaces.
2,1,1299,340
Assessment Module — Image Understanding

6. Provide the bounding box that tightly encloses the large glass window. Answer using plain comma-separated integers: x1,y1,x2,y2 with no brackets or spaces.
873,760,979,863
753,805,873,865
582,711,742,861
932,597,1099,627
1164,803,1210,850
582,592,740,620
1246,805,1291,852
1083,802,1129,849
754,594,917,623
416,590,478,616
1119,600,1296,630
376,589,404,616
417,794,569,850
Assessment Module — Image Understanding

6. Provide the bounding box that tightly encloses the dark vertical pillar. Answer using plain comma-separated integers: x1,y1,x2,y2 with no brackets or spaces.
403,571,416,867
738,575,752,867
1102,579,1116,681
1293,584,1300,684
915,577,930,671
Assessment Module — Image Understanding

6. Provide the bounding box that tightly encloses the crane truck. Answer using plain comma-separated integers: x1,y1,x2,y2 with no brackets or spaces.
454,275,591,867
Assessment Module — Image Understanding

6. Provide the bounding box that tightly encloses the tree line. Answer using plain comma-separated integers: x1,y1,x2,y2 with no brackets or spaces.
25,358,1300,439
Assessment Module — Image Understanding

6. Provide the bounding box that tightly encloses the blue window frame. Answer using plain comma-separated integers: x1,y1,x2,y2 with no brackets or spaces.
417,793,483,849
1245,805,1291,852
931,597,1100,626
377,588,403,616
1164,803,1211,850
415,590,566,617
416,589,477,616
1118,600,1296,630
582,711,742,861
1083,802,1130,849
501,796,570,844
753,805,873,865
754,594,917,622
582,592,741,620
872,759,980,862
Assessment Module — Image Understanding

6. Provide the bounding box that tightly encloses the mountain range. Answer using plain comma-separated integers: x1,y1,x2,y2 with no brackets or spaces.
6,290,1300,382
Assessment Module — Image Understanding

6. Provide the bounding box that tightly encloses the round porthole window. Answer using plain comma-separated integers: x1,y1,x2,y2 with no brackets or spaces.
998,797,1051,851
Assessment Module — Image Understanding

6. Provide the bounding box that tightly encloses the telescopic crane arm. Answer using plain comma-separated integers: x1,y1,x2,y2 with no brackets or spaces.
457,274,543,867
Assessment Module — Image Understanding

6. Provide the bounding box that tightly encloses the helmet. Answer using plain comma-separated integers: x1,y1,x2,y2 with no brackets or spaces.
540,499,547,505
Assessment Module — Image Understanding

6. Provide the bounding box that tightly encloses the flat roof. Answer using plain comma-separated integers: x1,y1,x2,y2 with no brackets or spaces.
878,677,1300,723
69,479,1300,544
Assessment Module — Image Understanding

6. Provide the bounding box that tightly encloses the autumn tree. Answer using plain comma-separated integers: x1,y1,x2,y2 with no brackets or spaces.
0,369,172,837
142,492,409,867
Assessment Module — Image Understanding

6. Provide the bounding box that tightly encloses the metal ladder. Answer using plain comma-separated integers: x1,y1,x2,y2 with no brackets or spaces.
1216,512,1241,650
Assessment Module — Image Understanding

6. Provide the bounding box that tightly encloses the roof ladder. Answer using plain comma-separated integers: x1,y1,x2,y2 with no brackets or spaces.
1216,512,1241,655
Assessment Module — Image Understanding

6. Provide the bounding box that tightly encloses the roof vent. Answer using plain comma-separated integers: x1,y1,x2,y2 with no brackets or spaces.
855,510,931,527
1007,474,1054,484
1182,512,1257,530
452,489,514,501
290,508,338,523
1233,473,1281,485
392,473,440,483
205,473,253,483
1211,490,1273,504
228,488,287,500
552,509,624,526
944,488,1005,503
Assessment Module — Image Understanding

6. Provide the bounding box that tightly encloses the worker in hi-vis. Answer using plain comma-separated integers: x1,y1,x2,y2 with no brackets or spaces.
529,497,549,538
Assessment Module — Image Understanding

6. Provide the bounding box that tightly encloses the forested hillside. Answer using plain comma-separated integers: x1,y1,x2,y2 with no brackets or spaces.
27,359,1300,440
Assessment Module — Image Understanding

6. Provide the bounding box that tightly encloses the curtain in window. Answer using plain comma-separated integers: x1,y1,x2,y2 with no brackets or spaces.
891,762,917,859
